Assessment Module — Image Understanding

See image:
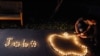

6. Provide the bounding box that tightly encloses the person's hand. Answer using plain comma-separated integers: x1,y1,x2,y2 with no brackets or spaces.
77,33,84,36
80,33,84,36
77,33,87,38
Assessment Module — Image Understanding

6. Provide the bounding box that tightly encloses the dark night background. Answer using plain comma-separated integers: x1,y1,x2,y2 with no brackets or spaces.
0,0,100,56
24,1,100,24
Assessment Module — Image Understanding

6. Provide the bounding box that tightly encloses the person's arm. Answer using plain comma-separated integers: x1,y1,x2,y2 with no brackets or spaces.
75,18,83,33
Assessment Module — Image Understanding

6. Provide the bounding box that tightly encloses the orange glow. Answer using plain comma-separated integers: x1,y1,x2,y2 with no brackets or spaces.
47,32,88,56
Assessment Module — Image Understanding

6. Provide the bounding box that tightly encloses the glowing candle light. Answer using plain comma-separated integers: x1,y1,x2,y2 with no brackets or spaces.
47,32,88,56
30,40,37,47
12,41,20,47
5,38,13,47
4,38,38,48
22,39,29,47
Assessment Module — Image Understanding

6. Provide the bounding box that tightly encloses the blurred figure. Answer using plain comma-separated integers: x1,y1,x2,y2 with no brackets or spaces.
74,17,97,56
75,17,96,37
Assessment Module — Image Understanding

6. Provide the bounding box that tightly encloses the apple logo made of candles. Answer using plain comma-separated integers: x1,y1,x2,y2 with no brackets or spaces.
47,32,88,56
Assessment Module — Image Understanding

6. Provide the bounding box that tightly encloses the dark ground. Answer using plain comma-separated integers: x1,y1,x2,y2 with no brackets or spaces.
0,29,99,56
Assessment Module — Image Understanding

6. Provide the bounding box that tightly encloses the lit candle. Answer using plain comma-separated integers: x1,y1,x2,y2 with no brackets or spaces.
30,40,37,47
5,38,13,47
12,41,20,47
4,38,38,48
22,39,29,47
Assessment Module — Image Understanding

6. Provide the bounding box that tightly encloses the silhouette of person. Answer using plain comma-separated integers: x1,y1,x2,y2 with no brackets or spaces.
74,17,97,56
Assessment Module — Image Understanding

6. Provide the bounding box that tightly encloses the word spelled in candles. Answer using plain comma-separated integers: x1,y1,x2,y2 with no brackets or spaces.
4,37,38,48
